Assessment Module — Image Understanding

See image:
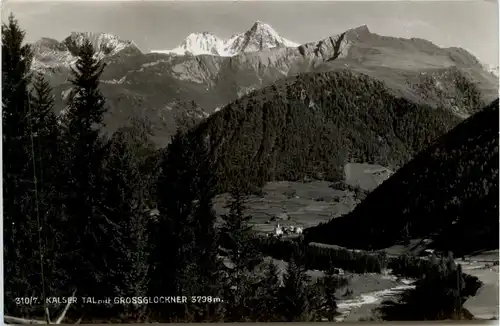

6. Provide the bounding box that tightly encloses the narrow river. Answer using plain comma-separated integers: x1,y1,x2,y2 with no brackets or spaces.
335,279,415,321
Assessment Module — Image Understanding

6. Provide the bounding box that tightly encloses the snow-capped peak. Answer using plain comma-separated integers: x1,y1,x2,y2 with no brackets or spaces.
154,32,225,56
152,20,299,57
224,21,299,55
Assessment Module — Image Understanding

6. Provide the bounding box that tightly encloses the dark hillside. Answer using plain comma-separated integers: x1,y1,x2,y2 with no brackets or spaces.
304,99,499,255
189,70,461,191
317,65,492,117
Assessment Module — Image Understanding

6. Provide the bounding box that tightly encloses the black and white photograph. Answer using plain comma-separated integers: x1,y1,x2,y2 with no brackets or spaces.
2,0,499,323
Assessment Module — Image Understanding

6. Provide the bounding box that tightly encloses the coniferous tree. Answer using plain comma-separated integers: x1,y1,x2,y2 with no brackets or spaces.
57,38,110,319
185,163,224,322
2,14,44,318
29,73,59,139
148,130,197,321
220,186,263,271
174,100,205,133
379,258,482,320
28,73,66,310
101,121,154,322
277,252,313,321
219,184,263,320
250,260,282,321
150,127,223,321
29,74,62,192
315,260,349,321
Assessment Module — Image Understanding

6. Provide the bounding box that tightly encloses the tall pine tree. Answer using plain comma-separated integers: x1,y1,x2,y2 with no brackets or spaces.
100,121,154,322
150,127,223,321
28,73,67,319
379,258,482,320
2,14,45,318
58,38,110,320
248,260,282,321
277,251,313,321
314,259,349,321
219,184,263,320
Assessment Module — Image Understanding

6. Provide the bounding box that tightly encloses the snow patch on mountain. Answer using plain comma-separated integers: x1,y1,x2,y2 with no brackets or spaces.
152,21,299,57
223,21,299,55
101,76,128,84
236,85,257,98
158,32,225,56
64,32,137,58
32,32,140,72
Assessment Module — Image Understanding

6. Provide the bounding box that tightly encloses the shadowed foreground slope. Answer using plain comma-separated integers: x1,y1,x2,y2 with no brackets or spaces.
189,70,461,191
304,99,499,255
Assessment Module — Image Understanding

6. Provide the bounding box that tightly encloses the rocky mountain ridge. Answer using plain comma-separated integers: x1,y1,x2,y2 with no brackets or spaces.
31,24,499,146
32,32,141,73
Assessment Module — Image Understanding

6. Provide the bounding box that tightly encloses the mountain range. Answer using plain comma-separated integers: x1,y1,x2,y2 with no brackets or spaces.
32,32,142,72
31,22,499,147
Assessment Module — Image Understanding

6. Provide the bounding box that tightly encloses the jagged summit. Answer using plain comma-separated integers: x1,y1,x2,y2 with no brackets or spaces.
249,20,274,33
228,20,299,54
28,22,499,149
33,37,68,52
152,23,373,58
162,32,225,56
342,25,372,42
63,32,140,57
351,24,370,34
31,32,141,72
152,20,299,57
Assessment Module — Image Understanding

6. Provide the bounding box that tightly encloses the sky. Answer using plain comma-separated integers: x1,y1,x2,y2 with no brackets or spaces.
2,0,499,66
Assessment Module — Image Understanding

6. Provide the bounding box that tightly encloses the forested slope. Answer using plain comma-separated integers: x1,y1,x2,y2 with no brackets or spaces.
190,70,461,191
304,99,499,255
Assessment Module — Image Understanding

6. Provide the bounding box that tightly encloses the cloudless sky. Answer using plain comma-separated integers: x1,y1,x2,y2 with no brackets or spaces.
2,1,499,66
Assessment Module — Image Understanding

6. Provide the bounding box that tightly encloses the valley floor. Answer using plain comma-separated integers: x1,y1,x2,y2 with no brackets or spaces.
214,165,392,234
216,180,499,321
214,181,360,234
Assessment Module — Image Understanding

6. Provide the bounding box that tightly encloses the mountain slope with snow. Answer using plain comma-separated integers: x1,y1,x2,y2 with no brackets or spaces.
222,21,299,55
31,24,498,147
63,32,140,58
152,21,299,56
158,32,225,56
32,32,142,72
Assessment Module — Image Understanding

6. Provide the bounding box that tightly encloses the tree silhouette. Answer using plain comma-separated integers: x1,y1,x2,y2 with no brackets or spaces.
57,37,111,319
